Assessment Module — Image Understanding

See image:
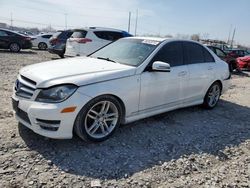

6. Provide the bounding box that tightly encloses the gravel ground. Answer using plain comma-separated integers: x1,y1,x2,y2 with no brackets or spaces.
0,49,249,188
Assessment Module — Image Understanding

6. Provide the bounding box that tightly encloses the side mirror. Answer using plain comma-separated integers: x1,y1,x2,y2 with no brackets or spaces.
152,61,171,72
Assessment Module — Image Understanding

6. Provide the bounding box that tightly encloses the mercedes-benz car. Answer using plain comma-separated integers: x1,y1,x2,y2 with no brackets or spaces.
12,37,230,142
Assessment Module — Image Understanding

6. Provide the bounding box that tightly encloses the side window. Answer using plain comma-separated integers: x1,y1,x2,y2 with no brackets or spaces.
203,48,215,62
42,35,52,39
184,42,204,64
152,42,183,67
0,31,8,36
215,48,226,57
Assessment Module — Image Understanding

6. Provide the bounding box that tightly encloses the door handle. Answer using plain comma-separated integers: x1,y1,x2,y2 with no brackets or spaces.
208,66,213,70
178,71,187,77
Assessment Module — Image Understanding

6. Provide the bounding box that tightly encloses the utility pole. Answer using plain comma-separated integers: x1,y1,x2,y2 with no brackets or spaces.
230,27,236,48
10,12,13,30
64,13,68,30
128,11,131,33
134,9,138,36
227,24,232,44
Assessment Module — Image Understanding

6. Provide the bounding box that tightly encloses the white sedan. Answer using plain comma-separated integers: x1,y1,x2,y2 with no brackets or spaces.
32,33,53,50
12,37,230,142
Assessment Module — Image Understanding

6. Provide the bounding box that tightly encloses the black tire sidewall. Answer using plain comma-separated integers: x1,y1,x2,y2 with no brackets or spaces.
9,43,20,52
74,95,123,142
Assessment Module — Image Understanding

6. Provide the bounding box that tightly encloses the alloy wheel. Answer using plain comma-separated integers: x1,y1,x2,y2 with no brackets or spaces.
84,101,119,139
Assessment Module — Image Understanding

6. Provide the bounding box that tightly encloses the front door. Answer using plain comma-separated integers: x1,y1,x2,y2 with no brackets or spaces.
139,41,189,111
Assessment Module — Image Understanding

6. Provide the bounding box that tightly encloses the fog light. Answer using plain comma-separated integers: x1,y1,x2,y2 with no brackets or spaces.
36,119,60,131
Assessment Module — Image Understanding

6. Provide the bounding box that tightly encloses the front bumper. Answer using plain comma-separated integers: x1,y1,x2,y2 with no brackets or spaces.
12,91,92,139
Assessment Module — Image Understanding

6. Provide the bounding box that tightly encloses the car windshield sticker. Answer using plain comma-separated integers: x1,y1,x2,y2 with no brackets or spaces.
142,40,159,45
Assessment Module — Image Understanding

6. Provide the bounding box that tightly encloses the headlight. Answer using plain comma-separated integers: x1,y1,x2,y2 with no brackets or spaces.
36,84,77,103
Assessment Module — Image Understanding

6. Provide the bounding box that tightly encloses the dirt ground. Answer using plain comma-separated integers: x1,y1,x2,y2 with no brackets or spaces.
0,49,249,188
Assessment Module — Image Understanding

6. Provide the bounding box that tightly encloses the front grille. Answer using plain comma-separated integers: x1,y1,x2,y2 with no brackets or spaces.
16,108,31,124
15,75,36,99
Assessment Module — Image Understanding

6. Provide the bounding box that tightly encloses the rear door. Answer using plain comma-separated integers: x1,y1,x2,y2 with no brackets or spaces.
0,30,10,48
184,42,216,101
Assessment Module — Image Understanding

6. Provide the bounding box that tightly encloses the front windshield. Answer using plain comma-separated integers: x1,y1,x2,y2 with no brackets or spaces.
90,38,160,66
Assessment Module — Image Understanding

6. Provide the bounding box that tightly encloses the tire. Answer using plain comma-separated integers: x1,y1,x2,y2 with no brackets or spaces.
74,95,123,142
58,53,64,58
9,43,21,52
38,42,48,50
203,82,221,109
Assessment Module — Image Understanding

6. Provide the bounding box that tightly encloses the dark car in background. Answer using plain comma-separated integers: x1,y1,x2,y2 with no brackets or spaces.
48,30,73,58
0,28,32,52
207,46,238,72
226,49,250,58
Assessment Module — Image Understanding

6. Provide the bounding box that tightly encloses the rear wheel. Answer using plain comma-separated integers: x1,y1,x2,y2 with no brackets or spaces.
9,43,20,52
74,95,122,142
38,42,47,50
203,82,221,109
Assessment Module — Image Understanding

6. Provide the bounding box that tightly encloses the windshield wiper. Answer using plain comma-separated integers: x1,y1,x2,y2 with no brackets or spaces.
96,56,117,63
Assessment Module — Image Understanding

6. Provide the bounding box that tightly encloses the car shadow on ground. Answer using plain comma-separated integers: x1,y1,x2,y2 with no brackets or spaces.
232,70,250,77
18,99,250,180
0,49,37,54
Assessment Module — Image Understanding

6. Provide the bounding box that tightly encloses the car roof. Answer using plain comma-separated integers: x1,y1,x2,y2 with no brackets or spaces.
72,27,129,33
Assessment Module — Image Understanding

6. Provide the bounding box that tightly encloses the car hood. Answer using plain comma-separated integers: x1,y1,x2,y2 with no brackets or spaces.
19,56,136,88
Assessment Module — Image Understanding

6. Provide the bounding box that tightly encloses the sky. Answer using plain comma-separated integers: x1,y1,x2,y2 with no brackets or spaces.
0,0,249,46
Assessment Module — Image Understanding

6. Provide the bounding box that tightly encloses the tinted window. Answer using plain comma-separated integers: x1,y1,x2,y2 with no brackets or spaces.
71,30,87,38
0,30,8,36
94,31,124,41
42,35,52,39
184,42,204,64
152,42,183,67
203,48,215,62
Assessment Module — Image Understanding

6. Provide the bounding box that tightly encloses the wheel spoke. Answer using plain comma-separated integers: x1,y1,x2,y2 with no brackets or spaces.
100,123,106,134
100,101,110,114
90,123,100,135
103,121,110,132
90,109,99,116
87,114,96,120
88,121,99,132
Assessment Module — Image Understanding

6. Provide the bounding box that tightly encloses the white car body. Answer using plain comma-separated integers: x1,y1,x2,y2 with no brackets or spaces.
32,33,53,49
65,27,132,57
12,37,230,139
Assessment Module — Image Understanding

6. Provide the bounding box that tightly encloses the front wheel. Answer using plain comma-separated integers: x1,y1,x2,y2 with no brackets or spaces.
203,82,221,109
74,95,122,142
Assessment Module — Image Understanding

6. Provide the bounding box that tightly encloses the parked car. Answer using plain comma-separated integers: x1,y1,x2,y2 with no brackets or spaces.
0,28,32,52
65,27,132,57
12,38,230,142
237,55,250,70
48,30,73,58
226,49,250,58
32,33,53,50
207,46,237,72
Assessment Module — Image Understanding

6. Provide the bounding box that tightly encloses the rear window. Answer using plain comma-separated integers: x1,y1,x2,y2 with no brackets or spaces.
71,30,87,38
94,31,124,41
